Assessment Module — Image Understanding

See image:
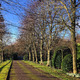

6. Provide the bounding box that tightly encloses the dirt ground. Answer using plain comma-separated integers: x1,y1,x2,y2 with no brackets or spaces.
9,60,61,80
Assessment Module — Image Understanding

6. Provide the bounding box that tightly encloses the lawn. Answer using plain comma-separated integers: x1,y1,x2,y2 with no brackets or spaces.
0,60,12,80
24,61,79,80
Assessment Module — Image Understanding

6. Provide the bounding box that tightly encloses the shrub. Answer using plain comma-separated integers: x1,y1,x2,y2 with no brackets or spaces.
55,51,62,69
23,54,28,61
13,53,18,60
51,46,71,69
61,54,73,72
77,44,80,59
77,58,80,71
51,50,56,67
51,50,62,68
63,48,71,57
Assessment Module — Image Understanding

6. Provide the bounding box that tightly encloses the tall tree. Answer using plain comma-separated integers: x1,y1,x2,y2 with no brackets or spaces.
53,0,80,74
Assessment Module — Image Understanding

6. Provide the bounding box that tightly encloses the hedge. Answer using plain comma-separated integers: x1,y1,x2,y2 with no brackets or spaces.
51,46,71,69
23,54,28,61
61,54,73,72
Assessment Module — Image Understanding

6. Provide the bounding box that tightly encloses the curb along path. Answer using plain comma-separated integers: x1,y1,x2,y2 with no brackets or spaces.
9,60,61,80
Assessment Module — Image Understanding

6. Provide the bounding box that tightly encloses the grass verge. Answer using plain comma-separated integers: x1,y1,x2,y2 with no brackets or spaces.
24,61,79,80
0,60,12,80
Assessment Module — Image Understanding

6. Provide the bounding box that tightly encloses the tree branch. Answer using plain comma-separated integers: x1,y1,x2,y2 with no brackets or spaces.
76,2,80,7
59,1,72,23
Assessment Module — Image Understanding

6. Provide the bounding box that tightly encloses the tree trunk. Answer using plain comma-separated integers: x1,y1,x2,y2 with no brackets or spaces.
33,43,38,63
40,50,43,64
32,49,35,62
47,49,50,66
71,0,77,74
1,39,4,62
71,31,77,74
46,11,52,66
61,50,63,61
29,51,31,61
40,33,43,64
1,53,3,61
35,51,38,63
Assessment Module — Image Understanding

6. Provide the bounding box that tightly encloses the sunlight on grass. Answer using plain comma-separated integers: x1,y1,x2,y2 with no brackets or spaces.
0,60,12,80
24,61,79,80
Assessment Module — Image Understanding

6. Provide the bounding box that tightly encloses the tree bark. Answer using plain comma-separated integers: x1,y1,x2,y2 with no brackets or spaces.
47,49,50,66
1,53,3,61
71,0,77,74
71,30,77,74
0,39,4,62
33,43,38,63
47,33,51,66
29,50,31,61
47,11,52,66
40,31,43,64
61,50,63,61
32,49,35,62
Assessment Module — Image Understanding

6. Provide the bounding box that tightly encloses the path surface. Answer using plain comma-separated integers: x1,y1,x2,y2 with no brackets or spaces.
9,60,61,80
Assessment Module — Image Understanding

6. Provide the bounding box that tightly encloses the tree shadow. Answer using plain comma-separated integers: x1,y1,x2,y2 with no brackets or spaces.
0,61,10,72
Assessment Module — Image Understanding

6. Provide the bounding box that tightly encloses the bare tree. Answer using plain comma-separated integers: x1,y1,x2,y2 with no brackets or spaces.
52,0,80,74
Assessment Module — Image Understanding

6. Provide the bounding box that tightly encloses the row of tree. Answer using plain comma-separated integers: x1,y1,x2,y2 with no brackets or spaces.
0,0,80,74
18,0,80,74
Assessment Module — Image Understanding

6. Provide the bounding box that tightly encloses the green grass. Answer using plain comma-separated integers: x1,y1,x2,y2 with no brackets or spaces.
39,61,47,65
0,60,10,71
43,61,47,65
0,60,12,80
24,61,79,80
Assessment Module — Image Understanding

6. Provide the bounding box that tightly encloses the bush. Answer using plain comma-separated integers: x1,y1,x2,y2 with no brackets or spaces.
77,58,80,71
55,51,62,69
77,44,80,59
51,46,71,69
61,54,73,72
51,50,56,67
51,50,62,68
13,53,18,60
23,54,28,61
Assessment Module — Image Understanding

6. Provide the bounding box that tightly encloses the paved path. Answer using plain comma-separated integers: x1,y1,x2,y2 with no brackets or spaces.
9,60,61,80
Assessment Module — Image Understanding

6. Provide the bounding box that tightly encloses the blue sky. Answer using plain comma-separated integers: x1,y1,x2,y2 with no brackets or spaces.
1,0,80,43
1,0,31,43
